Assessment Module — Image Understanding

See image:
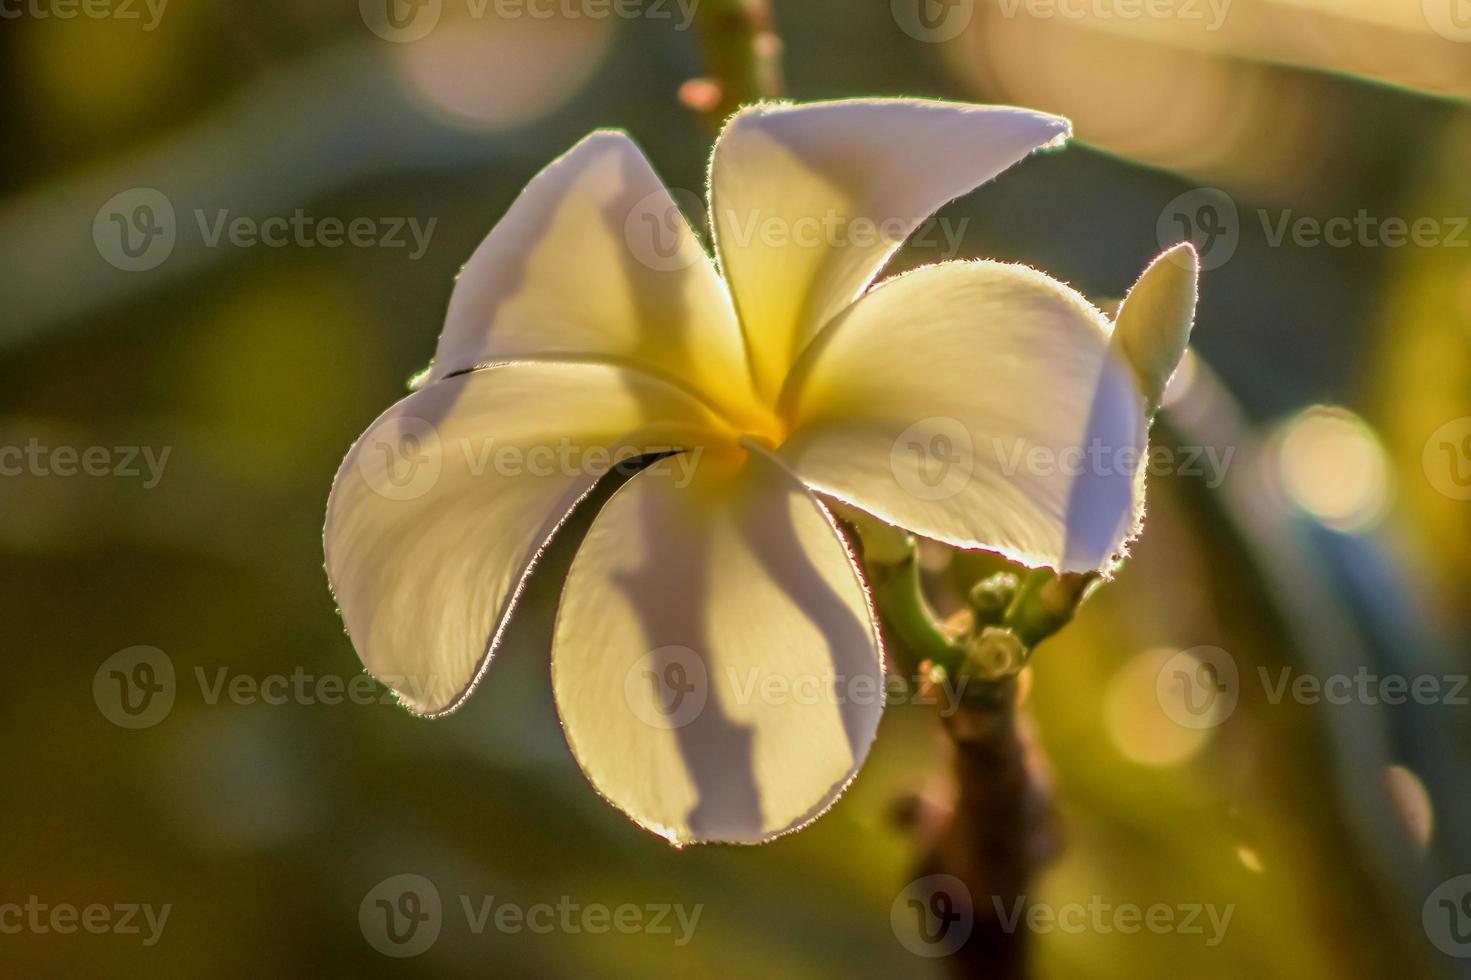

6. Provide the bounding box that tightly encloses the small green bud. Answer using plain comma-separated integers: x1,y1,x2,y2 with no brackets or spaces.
967,571,1019,627
965,626,1027,681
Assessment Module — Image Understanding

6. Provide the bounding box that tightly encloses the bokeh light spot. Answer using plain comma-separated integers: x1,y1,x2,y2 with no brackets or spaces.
1104,648,1216,767
395,16,611,130
1274,405,1391,532
1383,764,1434,851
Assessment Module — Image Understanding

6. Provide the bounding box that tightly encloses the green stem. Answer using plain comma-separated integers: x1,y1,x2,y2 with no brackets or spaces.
834,506,963,673
1005,568,1099,649
865,545,965,678
687,0,783,128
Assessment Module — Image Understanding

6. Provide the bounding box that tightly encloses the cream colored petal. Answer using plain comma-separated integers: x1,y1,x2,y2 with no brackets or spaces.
708,98,1070,400
777,260,1149,573
432,130,762,427
324,361,729,716
551,447,883,845
1115,242,1199,411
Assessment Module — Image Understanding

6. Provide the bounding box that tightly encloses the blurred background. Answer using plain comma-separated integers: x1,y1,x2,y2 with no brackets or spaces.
2,0,1470,975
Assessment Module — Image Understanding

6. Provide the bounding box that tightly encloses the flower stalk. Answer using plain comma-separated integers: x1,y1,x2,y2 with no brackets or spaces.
683,0,784,128
839,505,1098,696
840,505,1066,978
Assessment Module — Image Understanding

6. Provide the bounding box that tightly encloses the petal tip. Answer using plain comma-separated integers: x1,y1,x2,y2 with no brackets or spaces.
1158,240,1200,273
1039,112,1072,147
1116,244,1199,409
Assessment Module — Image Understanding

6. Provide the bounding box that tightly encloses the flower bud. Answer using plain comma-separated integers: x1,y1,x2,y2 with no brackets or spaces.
964,626,1027,680
1115,242,1198,412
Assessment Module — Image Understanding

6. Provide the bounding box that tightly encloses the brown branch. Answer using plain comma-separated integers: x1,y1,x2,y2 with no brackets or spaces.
920,678,1062,979
843,511,1076,978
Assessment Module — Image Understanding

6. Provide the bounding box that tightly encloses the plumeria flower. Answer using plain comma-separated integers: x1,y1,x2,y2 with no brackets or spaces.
325,99,1197,846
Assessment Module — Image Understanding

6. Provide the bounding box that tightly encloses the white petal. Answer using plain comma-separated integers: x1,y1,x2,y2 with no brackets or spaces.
777,260,1148,573
551,447,884,845
324,361,729,716
708,98,1070,400
433,130,763,427
1115,242,1199,411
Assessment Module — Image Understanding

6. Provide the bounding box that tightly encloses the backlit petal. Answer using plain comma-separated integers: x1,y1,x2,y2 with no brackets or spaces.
551,447,883,845
432,131,762,426
1115,242,1199,411
708,98,1070,400
325,361,729,716
777,260,1148,573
